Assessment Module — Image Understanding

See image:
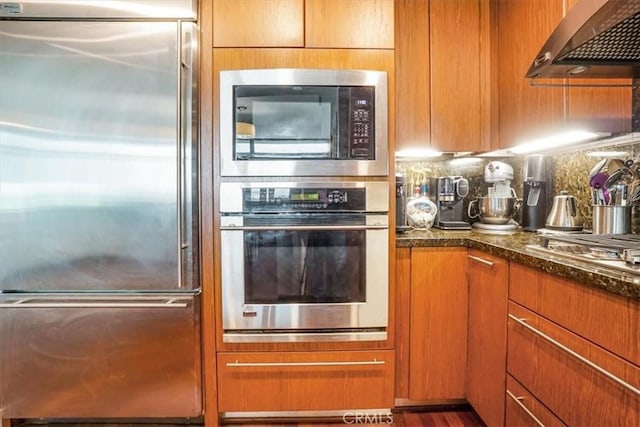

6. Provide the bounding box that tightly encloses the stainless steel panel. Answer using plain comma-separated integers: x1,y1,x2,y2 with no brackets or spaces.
223,330,387,343
220,221,389,332
219,68,389,177
219,181,390,213
0,21,198,291
0,294,202,418
0,0,197,19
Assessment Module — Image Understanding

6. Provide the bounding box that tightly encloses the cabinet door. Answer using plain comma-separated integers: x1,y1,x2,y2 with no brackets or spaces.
395,0,488,153
395,0,430,154
305,0,394,48
466,250,508,427
409,247,468,400
496,0,565,147
217,350,394,412
213,0,304,47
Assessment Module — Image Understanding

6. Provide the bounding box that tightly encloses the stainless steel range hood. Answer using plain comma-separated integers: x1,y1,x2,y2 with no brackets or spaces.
526,0,640,79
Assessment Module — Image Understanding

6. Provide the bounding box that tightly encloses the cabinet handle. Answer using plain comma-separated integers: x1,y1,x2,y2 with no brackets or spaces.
226,359,385,367
509,314,640,397
506,390,546,427
467,255,494,267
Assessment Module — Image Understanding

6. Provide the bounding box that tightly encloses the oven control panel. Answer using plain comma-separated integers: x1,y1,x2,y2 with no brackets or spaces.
243,187,366,212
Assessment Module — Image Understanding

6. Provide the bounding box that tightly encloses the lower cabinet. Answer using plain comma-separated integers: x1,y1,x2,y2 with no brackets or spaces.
403,247,469,401
508,263,640,426
217,350,394,413
505,374,565,427
466,250,508,427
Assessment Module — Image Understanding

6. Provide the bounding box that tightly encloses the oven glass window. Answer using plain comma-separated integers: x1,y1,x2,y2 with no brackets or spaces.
233,85,375,161
243,230,365,304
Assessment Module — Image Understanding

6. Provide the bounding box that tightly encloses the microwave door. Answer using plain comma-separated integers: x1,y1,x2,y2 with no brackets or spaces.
0,21,198,292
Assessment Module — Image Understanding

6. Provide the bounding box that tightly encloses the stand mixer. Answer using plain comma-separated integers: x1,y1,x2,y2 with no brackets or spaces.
468,161,520,234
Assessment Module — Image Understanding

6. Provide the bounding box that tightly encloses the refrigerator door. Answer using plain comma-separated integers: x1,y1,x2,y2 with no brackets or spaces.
0,293,202,417
0,21,198,291
0,0,196,19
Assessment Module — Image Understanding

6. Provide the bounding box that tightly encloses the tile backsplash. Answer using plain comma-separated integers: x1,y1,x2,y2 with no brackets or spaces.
396,142,640,232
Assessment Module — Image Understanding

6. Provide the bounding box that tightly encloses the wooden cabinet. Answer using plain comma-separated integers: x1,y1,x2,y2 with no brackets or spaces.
213,0,393,49
395,0,490,153
216,350,394,412
400,247,468,401
505,374,565,427
213,0,304,47
495,0,632,148
305,0,394,49
508,263,640,426
466,250,508,427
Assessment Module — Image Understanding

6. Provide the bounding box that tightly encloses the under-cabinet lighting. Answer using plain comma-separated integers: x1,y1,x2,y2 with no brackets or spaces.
395,148,442,159
448,157,483,166
509,130,601,154
586,150,629,158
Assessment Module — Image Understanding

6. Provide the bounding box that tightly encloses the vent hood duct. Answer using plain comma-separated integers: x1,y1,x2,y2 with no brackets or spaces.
526,0,640,79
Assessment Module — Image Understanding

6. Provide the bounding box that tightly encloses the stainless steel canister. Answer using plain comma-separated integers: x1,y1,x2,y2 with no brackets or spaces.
592,205,632,234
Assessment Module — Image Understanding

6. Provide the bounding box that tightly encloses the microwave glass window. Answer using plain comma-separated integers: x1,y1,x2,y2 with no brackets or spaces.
233,85,375,161
243,229,366,304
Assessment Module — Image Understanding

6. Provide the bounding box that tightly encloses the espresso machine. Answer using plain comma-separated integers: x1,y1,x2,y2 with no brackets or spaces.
522,154,550,231
428,176,471,229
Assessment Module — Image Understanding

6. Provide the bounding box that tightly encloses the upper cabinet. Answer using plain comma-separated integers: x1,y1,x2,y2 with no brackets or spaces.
305,0,394,49
395,0,491,153
495,0,632,148
213,0,393,49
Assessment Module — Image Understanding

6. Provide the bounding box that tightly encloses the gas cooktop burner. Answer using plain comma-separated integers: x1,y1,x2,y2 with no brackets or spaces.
527,232,640,276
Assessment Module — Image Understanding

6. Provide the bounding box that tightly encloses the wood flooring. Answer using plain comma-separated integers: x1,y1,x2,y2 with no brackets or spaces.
9,409,485,427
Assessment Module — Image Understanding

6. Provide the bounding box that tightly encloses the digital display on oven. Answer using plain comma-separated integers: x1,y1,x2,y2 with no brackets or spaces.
291,192,320,201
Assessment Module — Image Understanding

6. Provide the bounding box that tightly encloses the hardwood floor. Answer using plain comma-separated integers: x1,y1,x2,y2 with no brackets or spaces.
9,409,485,427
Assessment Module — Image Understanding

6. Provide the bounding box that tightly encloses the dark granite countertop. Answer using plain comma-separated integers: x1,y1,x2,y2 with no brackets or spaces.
396,229,640,303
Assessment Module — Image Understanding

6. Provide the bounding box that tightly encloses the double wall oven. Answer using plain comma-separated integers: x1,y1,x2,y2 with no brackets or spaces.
218,68,390,343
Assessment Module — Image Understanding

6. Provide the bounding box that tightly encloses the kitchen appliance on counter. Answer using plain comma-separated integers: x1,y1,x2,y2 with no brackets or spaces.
546,191,584,231
522,154,551,231
0,1,201,418
396,174,411,233
428,176,471,229
219,68,388,177
219,181,389,343
468,162,520,234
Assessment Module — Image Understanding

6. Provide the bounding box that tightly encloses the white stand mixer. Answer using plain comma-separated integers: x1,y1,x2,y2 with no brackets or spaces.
470,161,520,234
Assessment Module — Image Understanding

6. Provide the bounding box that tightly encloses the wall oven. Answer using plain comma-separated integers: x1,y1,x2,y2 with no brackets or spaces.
219,68,388,177
219,181,389,342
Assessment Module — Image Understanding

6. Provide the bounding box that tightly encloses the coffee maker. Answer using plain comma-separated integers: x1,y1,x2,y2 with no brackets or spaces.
428,176,471,229
522,154,550,231
396,174,410,233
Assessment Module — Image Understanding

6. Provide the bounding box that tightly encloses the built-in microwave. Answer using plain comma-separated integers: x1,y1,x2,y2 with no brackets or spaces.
219,68,388,177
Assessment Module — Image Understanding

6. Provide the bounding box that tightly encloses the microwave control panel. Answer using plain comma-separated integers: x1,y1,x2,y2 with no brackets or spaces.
347,87,375,160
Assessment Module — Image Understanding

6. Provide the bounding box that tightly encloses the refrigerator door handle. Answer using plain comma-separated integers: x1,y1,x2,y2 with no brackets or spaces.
178,21,197,289
0,294,196,309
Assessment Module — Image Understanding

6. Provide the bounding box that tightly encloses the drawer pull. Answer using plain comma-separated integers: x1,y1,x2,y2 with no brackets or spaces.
509,314,640,397
506,390,546,427
467,255,494,267
226,359,385,367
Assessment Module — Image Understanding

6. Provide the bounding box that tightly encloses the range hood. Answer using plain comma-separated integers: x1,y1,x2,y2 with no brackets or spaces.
526,0,640,79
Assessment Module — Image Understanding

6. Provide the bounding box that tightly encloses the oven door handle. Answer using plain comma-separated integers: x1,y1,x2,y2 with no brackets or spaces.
220,224,388,231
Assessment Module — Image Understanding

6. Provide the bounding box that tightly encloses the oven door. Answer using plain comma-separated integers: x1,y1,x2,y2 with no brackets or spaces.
220,214,388,342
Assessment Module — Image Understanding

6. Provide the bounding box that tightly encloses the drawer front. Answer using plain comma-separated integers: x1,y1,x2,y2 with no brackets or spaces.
509,262,639,366
217,350,394,412
506,374,566,427
508,302,640,427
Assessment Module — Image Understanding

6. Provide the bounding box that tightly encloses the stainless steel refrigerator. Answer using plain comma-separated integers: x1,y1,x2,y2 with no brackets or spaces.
0,0,201,418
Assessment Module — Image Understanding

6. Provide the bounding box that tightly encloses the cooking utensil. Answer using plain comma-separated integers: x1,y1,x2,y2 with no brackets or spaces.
588,158,608,180
592,205,631,234
590,174,610,205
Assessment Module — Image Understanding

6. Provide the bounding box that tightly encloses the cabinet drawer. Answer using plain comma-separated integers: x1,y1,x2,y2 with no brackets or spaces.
506,374,565,427
508,302,640,426
509,262,639,366
217,350,394,412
